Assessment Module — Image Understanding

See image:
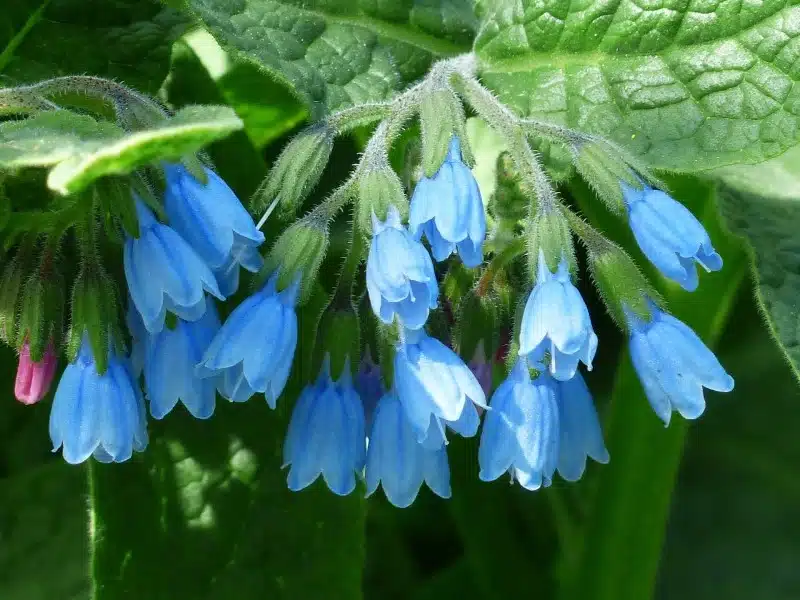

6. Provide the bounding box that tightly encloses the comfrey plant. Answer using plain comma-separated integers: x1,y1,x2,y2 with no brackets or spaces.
0,52,733,510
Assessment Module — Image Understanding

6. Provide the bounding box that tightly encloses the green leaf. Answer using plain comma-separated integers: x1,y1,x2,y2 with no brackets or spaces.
478,1,800,171
559,176,749,600
0,0,190,93
0,107,244,195
716,151,800,379
183,0,475,117
48,105,244,194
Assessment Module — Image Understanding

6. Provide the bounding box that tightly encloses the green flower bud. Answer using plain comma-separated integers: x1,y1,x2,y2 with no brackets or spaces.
420,88,472,176
68,265,124,373
355,167,408,235
588,242,661,330
491,152,528,223
526,206,575,278
254,124,334,217
316,308,360,380
17,264,65,361
573,141,644,214
261,217,329,304
454,288,498,363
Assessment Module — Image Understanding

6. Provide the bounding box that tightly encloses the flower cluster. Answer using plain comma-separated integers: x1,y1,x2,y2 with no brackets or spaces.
2,64,734,510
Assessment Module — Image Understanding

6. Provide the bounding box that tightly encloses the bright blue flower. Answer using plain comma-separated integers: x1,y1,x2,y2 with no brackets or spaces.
519,250,597,381
555,371,609,481
124,199,223,333
164,164,265,296
628,301,734,424
283,359,366,496
196,273,298,407
478,359,559,491
623,185,722,292
365,391,451,508
143,300,221,420
409,136,486,267
366,206,438,330
394,328,486,446
49,338,148,464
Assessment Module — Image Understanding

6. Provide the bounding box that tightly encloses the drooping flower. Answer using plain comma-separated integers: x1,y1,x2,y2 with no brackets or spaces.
124,199,223,333
366,206,438,330
365,391,451,508
519,250,597,381
623,185,722,292
394,328,486,446
628,301,734,424
49,338,148,464
283,359,366,496
15,340,58,405
163,164,265,296
143,300,221,420
409,136,486,267
196,273,298,407
555,371,609,481
478,359,559,491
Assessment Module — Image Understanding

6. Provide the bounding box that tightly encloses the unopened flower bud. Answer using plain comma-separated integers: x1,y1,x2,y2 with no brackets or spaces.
15,340,57,404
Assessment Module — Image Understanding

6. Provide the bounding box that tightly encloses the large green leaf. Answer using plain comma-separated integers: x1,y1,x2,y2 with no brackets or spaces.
0,106,244,195
0,0,189,93
184,0,476,117
715,147,800,379
478,0,800,171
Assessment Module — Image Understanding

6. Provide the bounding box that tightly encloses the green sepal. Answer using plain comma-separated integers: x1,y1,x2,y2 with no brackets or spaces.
589,242,661,331
526,206,575,278
375,320,399,390
573,141,659,214
454,288,499,364
420,87,471,177
356,167,408,235
315,308,361,381
68,264,124,373
260,218,329,305
253,124,334,216
96,177,140,240
17,266,65,361
0,252,30,344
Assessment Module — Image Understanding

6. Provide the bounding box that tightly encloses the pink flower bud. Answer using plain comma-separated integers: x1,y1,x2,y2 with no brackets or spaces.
15,341,57,405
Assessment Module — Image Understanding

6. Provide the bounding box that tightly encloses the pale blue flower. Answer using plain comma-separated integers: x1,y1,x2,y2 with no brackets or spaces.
409,136,486,267
163,164,264,295
519,250,597,381
143,300,221,420
365,391,451,508
628,301,734,424
49,338,148,464
196,273,298,407
394,328,486,446
283,359,366,496
124,199,223,333
366,206,438,330
555,371,609,481
623,186,722,292
478,359,559,491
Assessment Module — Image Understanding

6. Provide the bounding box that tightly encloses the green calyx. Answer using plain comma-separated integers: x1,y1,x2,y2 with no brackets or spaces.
0,253,29,344
526,206,575,279
261,218,329,305
68,264,124,373
17,266,65,361
355,167,408,235
254,124,334,217
316,308,361,381
573,141,643,214
419,87,472,177
589,243,660,330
